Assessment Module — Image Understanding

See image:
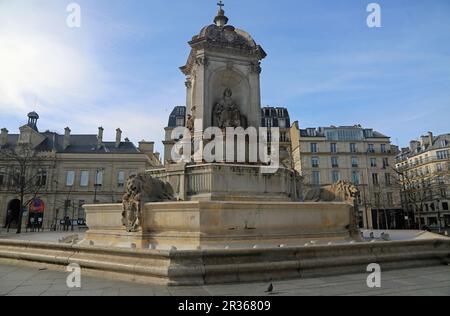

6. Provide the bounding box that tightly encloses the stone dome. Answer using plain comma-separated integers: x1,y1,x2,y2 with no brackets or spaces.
27,111,39,119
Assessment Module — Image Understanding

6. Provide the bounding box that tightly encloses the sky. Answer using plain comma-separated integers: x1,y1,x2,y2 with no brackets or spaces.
0,0,449,156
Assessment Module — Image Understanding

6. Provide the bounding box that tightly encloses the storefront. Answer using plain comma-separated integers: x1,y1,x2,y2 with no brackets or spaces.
28,199,45,230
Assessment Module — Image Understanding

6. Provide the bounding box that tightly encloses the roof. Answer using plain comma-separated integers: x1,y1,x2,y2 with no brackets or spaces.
2,131,140,154
167,106,186,128
261,107,291,128
299,125,390,140
398,133,450,159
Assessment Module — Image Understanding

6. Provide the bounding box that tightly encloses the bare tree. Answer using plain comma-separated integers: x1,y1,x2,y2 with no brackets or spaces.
0,144,54,234
393,167,429,230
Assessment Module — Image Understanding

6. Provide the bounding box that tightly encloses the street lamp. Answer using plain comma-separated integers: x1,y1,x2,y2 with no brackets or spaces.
93,168,104,204
436,198,442,234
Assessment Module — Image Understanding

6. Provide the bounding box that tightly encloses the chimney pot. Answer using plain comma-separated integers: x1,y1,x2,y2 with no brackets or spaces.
63,127,71,150
428,132,434,148
97,127,104,149
115,128,122,148
1,128,8,147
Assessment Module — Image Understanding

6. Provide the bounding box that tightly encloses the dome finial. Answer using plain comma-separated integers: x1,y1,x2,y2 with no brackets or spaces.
214,0,229,27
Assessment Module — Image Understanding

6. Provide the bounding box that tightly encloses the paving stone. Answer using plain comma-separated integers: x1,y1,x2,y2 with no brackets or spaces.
1,262,449,296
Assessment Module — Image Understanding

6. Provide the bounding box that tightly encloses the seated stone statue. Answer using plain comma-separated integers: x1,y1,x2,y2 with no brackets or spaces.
122,173,175,232
214,88,247,128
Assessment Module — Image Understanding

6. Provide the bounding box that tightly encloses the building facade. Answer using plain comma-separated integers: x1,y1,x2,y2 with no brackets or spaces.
0,113,161,230
290,122,402,229
261,107,291,167
395,132,450,230
163,106,186,165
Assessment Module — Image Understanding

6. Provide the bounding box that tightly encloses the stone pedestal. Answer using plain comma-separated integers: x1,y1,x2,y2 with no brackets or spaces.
150,163,301,202
84,201,353,250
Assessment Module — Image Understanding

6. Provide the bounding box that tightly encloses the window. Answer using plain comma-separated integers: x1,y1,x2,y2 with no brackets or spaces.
440,188,447,198
95,171,103,187
118,171,126,187
351,157,358,168
36,170,47,187
372,173,379,185
443,202,449,211
368,144,375,153
176,117,185,127
437,164,443,172
312,171,321,185
370,158,377,168
437,150,449,160
385,173,391,186
350,143,357,153
80,171,89,187
352,171,360,185
330,143,337,153
374,193,381,205
66,171,75,187
381,144,387,153
331,157,339,168
310,143,318,153
387,193,394,206
383,158,389,169
332,171,340,183
278,119,286,128
311,157,319,168
277,109,284,117
0,168,5,186
280,132,288,142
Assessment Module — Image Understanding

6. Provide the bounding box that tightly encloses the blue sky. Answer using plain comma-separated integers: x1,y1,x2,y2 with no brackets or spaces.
1,0,449,155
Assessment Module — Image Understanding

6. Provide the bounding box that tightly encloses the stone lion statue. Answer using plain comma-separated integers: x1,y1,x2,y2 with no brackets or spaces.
304,181,359,203
304,181,361,239
122,173,175,232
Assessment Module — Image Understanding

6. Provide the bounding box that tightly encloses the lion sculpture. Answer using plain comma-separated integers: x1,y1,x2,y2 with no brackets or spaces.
304,181,361,238
122,173,175,232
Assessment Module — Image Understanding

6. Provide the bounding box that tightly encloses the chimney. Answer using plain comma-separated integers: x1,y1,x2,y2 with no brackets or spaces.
63,127,71,150
0,128,8,147
410,140,419,152
115,128,122,148
139,140,154,154
97,127,104,149
428,132,434,148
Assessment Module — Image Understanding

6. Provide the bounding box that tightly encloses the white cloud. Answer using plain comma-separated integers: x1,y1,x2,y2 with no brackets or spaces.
0,1,106,116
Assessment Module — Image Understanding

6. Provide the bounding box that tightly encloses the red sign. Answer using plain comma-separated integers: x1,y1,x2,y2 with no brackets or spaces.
29,199,45,213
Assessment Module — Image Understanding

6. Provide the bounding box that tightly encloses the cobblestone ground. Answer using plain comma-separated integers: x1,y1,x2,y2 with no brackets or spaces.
0,262,449,296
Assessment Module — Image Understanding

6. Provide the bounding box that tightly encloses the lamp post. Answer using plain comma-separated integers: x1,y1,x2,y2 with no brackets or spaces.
436,198,442,234
93,168,104,204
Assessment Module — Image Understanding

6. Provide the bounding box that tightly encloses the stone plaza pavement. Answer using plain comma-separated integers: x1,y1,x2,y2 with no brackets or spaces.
0,262,449,296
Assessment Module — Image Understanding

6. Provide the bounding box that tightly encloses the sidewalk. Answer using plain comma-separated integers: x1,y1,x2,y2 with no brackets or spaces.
1,262,449,296
0,229,85,243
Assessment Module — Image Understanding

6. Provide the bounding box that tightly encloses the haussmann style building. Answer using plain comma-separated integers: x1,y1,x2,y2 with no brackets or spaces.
396,132,450,230
290,122,402,229
0,112,161,230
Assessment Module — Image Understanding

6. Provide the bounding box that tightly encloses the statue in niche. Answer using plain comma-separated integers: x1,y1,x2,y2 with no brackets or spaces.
213,88,247,128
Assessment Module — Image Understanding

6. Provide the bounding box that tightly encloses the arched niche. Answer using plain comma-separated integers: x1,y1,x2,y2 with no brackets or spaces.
207,68,251,127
